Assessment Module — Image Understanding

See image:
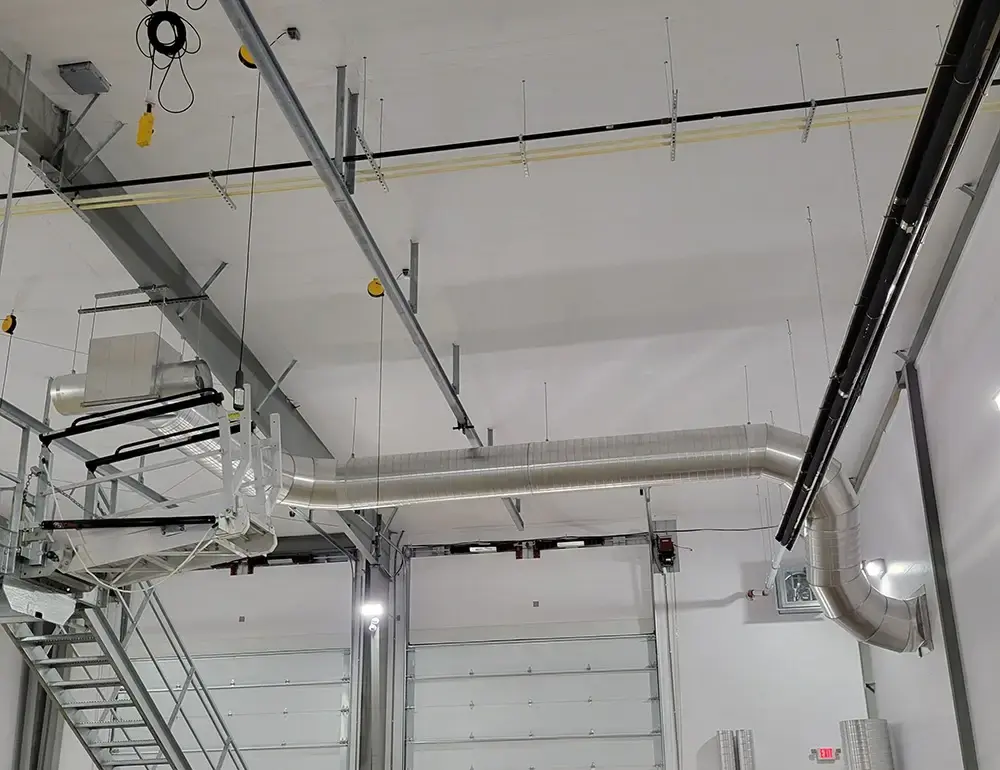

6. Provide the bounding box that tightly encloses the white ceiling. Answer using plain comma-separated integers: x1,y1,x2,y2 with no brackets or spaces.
0,0,994,542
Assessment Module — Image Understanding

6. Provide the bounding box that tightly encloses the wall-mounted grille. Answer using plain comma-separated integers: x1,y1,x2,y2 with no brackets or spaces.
775,566,822,615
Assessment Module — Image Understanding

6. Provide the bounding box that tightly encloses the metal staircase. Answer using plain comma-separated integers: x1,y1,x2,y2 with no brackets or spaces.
7,607,193,769
0,349,274,770
5,588,249,770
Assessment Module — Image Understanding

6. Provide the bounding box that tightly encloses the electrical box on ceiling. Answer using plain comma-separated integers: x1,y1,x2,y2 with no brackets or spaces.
57,61,111,95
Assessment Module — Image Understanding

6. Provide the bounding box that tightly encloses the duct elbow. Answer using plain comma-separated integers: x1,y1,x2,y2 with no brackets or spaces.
803,467,929,653
809,570,927,653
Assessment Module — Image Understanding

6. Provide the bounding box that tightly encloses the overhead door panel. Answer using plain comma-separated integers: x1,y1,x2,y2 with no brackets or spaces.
131,562,353,770
408,546,662,770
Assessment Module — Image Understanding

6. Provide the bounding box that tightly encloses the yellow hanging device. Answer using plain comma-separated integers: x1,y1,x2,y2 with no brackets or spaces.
136,102,155,148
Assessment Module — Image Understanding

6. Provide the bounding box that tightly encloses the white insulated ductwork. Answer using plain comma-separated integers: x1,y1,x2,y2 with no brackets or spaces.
279,424,927,653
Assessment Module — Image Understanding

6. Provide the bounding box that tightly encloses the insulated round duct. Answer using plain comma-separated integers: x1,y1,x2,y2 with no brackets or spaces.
278,424,927,653
50,360,212,416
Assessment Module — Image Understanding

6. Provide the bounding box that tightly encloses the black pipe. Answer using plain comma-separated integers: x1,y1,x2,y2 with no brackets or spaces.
40,389,222,446
83,423,239,472
776,0,1000,548
40,515,217,530
4,82,975,203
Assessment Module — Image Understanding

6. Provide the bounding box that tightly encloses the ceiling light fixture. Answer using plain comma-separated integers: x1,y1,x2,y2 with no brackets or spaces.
360,602,384,618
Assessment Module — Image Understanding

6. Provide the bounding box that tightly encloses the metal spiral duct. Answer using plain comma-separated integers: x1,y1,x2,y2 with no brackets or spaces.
840,719,895,770
279,424,927,653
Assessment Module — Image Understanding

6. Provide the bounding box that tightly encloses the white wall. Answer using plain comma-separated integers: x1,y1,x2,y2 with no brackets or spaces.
670,516,868,770
410,545,653,643
868,179,1000,767
411,536,868,770
857,403,961,770
140,560,355,654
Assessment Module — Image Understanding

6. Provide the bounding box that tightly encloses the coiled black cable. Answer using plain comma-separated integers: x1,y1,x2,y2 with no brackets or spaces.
148,10,187,56
135,1,202,114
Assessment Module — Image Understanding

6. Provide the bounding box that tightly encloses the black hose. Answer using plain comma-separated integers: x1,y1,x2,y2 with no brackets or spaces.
776,0,1000,548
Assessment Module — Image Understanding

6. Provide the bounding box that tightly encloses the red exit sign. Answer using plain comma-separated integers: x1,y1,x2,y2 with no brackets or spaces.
817,747,836,761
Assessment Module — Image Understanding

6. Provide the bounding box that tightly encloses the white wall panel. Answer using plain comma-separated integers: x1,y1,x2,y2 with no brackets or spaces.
409,546,660,770
858,402,960,770
409,636,660,770
886,181,1000,767
141,561,354,654
111,562,355,770
410,545,653,643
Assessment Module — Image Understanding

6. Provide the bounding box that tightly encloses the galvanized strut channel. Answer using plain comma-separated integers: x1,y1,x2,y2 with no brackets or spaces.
216,0,524,530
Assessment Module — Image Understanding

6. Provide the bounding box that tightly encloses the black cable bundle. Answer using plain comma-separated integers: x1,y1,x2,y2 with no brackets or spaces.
136,0,203,114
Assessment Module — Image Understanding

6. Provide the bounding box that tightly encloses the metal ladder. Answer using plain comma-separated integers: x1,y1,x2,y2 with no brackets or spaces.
5,589,249,770
6,606,193,769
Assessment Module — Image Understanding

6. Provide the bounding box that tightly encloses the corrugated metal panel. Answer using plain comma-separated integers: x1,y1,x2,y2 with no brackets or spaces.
840,719,895,770
718,729,755,770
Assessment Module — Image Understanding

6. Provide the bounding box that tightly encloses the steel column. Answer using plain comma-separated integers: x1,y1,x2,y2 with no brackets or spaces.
347,559,367,770
408,241,418,314
0,54,29,281
335,65,347,173
3,426,29,573
388,550,410,770
649,559,681,770
13,659,41,770
346,92,359,194
901,361,979,770
335,511,380,569
360,559,391,770
215,0,525,531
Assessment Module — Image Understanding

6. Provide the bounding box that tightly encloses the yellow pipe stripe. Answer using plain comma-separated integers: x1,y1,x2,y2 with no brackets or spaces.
12,99,1000,218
